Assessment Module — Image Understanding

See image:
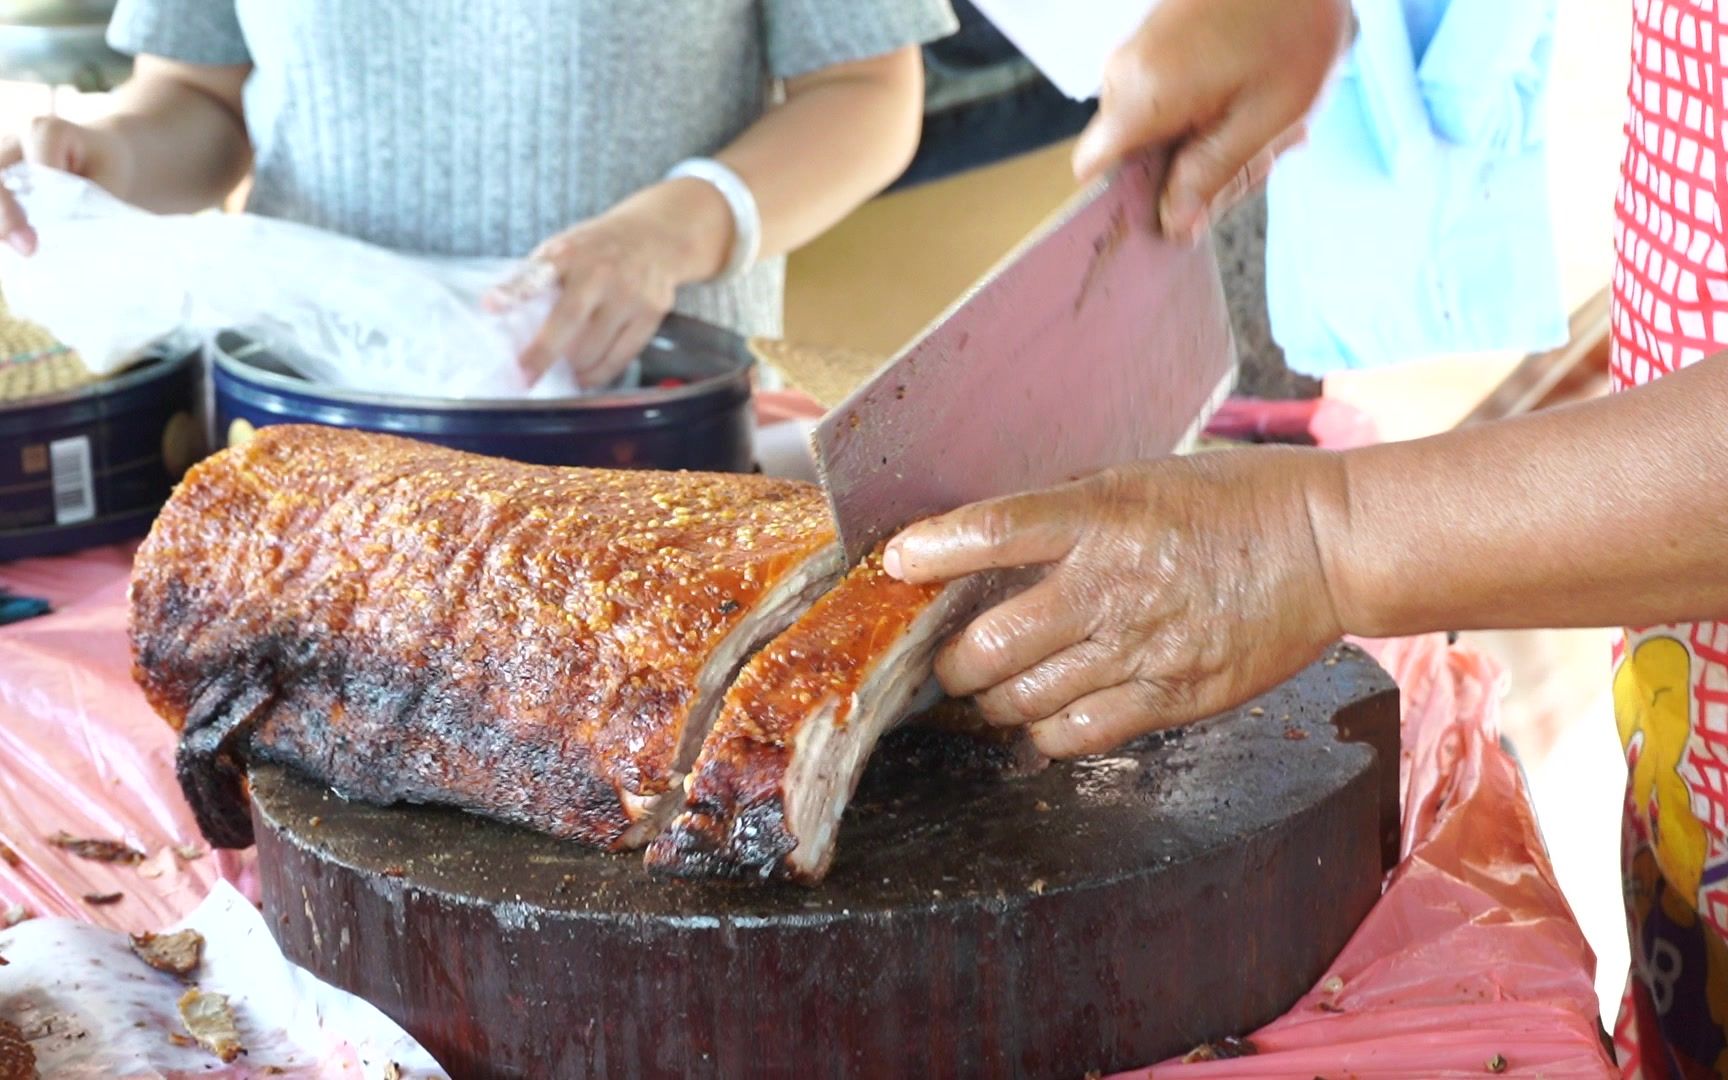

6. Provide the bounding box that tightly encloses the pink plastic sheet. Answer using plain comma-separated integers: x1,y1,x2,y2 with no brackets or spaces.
0,544,256,932
1121,635,1615,1078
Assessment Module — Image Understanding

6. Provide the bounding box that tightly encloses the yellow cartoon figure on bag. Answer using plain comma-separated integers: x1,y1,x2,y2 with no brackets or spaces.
1617,635,1708,905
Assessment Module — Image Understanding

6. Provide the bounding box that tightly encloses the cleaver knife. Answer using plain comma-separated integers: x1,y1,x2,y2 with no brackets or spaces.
810,152,1239,565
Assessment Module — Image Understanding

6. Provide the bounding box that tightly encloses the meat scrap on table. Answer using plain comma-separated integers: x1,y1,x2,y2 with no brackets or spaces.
177,988,244,1063
130,929,204,978
47,832,145,865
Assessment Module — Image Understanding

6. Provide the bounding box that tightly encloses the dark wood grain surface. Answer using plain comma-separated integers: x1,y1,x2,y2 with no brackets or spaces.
253,645,1399,1080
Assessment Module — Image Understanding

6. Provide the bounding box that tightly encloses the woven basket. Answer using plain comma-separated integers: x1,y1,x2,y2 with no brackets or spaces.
0,292,94,404
747,337,884,411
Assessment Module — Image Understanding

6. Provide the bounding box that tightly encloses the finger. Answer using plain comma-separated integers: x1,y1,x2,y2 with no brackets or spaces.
1207,120,1307,224
934,575,1092,699
1072,34,1215,185
1268,118,1310,158
0,187,35,255
972,637,1123,727
884,490,1081,584
1028,680,1176,759
0,136,31,254
519,285,601,384
562,302,632,388
1160,92,1305,242
1073,112,1139,189
584,313,657,390
24,116,85,173
484,257,559,313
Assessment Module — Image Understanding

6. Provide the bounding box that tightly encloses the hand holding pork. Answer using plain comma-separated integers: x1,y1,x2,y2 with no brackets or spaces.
884,451,1346,758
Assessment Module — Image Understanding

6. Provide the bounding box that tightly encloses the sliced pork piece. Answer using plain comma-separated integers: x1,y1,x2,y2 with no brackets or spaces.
130,425,841,850
645,552,1022,884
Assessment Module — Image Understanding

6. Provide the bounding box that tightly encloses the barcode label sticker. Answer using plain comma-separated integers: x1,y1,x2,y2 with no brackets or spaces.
49,435,95,525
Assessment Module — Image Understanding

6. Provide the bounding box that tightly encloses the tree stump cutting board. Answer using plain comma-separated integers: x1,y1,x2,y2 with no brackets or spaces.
252,645,1399,1079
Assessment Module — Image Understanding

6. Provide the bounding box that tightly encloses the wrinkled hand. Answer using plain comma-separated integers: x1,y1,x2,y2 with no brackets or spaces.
0,116,131,255
884,449,1350,758
1072,0,1352,244
488,201,704,391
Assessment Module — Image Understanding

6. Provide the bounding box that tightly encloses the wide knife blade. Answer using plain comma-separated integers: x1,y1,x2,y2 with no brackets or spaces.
811,152,1238,565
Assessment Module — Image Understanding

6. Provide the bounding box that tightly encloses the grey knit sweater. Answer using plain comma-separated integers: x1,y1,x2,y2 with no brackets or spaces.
107,0,957,339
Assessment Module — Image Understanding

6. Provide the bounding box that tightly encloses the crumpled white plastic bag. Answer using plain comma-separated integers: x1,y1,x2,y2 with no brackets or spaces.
0,880,447,1078
0,164,619,399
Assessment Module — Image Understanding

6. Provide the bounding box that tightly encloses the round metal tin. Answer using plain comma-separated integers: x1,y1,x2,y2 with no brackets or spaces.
211,313,756,473
0,344,205,562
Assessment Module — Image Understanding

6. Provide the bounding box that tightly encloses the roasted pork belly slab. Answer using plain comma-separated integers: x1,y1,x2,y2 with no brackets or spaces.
645,552,1029,884
130,425,840,849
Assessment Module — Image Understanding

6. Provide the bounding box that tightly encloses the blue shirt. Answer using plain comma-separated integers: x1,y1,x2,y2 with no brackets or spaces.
1265,0,1567,374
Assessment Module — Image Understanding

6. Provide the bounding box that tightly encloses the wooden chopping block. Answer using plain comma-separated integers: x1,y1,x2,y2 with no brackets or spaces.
251,646,1399,1080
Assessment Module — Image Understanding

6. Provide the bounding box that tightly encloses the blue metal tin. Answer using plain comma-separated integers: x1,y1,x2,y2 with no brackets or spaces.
0,344,206,562
211,314,756,472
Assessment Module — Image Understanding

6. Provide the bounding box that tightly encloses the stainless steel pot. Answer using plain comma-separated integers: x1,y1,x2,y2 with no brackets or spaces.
0,1,126,92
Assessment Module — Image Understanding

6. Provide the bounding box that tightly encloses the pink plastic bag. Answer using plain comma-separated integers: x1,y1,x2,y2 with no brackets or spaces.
0,544,256,931
1202,397,1381,449
1121,636,1615,1078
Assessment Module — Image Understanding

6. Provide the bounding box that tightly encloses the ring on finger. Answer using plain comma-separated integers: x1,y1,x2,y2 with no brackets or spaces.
516,256,562,296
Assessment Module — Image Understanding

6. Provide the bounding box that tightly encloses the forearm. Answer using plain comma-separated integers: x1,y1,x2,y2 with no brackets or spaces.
718,48,924,258
1316,355,1728,636
88,57,252,213
608,47,926,285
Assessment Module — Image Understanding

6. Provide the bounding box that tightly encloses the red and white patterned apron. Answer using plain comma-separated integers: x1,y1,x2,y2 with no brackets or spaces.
1611,1,1728,1075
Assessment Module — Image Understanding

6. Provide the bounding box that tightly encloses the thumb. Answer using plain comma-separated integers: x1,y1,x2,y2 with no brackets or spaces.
24,116,89,174
0,136,33,254
1072,110,1134,188
884,490,1079,585
1073,37,1207,186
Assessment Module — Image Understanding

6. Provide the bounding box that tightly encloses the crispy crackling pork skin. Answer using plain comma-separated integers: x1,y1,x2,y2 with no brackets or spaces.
129,426,841,849
647,553,1042,884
